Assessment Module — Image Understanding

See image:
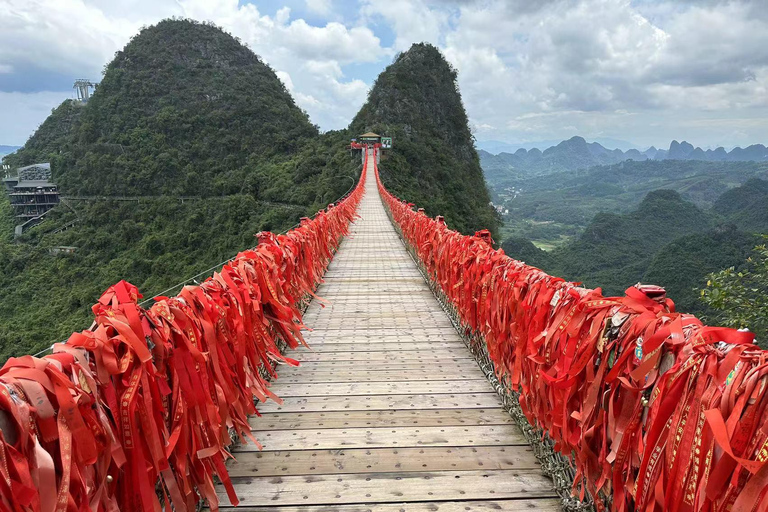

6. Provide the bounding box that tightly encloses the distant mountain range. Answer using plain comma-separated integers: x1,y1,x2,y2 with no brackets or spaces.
0,145,20,157
480,136,768,184
477,137,641,153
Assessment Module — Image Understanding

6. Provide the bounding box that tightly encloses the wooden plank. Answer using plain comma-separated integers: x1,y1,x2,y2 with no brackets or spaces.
276,362,476,372
216,469,556,506
273,380,493,397
307,323,457,331
318,283,430,291
249,409,515,430
302,328,459,336
308,318,453,325
288,342,465,352
306,295,437,303
227,445,539,477
305,307,444,315
303,313,449,322
310,315,451,322
303,333,462,343
219,499,563,511
318,278,425,283
308,310,448,316
256,393,502,413
304,311,448,319
305,302,440,308
314,290,438,297
303,304,443,312
242,425,525,451
274,371,485,383
292,351,473,362
323,274,424,279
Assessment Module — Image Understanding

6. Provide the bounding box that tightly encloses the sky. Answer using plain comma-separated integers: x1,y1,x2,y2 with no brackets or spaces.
1,0,767,150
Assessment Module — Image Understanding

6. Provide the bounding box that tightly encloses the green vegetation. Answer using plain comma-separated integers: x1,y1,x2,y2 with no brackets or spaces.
497,179,768,323
500,237,551,269
491,159,768,248
0,19,360,358
701,239,768,342
352,44,500,237
643,229,757,314
11,17,756,355
0,196,308,359
10,19,318,196
485,144,768,336
546,190,715,294
712,178,768,233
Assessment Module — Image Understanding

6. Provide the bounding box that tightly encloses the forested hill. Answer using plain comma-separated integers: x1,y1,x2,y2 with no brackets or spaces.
8,19,319,197
351,43,499,237
511,183,768,317
0,19,361,358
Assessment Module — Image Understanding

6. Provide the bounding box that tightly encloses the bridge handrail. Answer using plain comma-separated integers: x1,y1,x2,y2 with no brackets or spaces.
0,151,368,511
375,153,767,511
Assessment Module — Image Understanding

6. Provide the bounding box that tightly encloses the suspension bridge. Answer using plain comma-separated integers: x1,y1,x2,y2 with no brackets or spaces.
213,150,560,510
1,147,766,512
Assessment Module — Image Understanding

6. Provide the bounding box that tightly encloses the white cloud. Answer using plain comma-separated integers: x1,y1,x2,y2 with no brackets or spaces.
305,0,332,15
438,0,768,147
275,71,295,92
2,0,768,147
361,0,447,50
278,19,382,64
0,0,171,81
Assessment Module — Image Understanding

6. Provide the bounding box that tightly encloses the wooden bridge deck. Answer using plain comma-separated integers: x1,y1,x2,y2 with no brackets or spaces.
215,154,559,511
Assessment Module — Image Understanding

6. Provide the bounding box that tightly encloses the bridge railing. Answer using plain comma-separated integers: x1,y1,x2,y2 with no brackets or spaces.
0,150,367,511
375,151,767,512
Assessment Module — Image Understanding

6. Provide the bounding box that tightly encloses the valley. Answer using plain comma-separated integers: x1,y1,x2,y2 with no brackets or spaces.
482,138,768,323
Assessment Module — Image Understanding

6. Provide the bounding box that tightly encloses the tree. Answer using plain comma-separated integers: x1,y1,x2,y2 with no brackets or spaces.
700,236,768,345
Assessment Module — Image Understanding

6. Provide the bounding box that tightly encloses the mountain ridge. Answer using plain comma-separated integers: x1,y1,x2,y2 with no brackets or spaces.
351,42,499,236
480,136,768,183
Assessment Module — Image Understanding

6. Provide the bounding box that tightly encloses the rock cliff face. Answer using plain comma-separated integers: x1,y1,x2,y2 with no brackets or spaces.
352,43,499,236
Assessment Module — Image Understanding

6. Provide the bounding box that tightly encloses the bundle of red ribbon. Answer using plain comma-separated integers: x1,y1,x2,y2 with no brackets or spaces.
0,154,366,512
376,159,768,511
